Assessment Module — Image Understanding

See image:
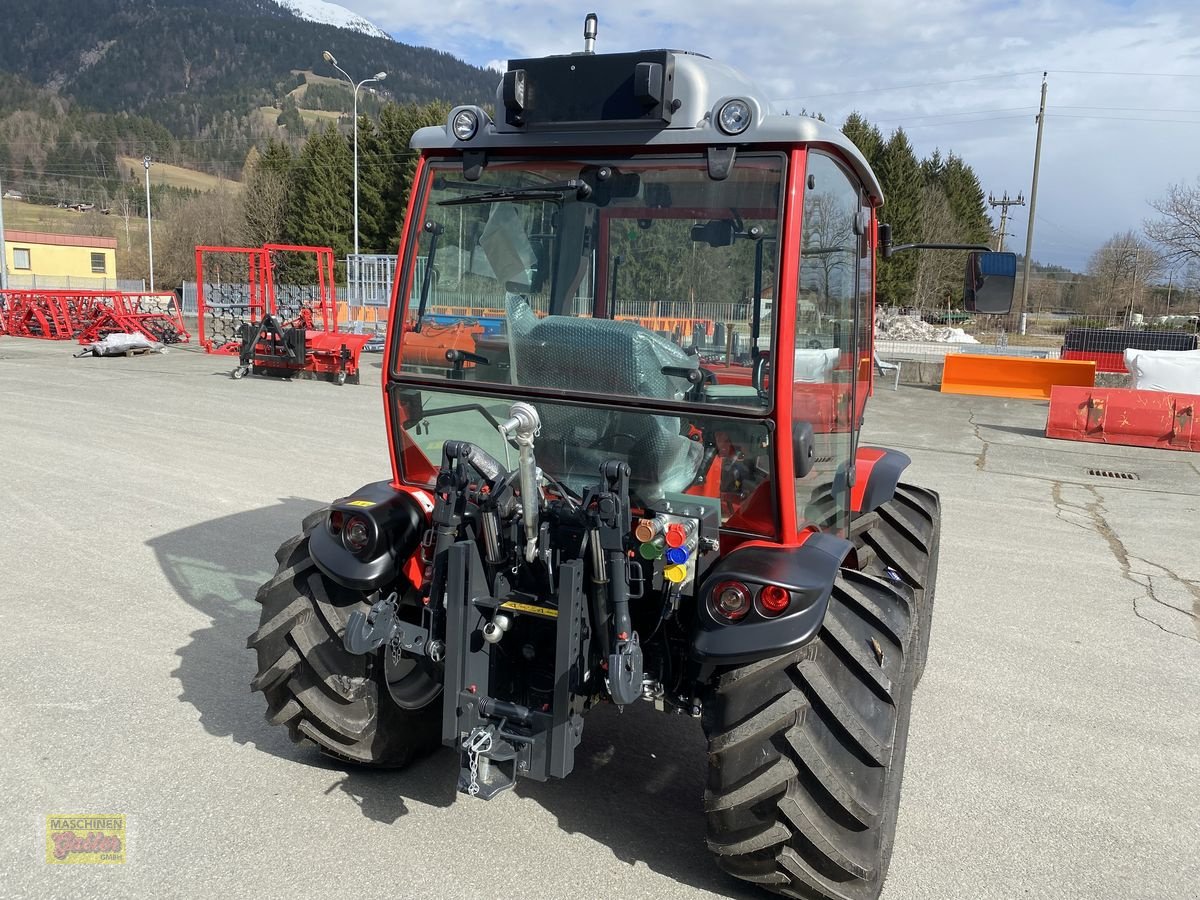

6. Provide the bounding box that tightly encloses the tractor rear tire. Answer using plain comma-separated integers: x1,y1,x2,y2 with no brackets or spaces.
703,569,919,900
247,514,441,766
857,483,940,686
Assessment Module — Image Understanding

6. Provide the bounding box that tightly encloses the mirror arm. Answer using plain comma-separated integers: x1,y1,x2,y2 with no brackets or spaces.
881,241,991,259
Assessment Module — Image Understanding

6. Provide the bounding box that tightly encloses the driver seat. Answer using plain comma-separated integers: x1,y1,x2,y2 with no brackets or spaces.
506,296,703,497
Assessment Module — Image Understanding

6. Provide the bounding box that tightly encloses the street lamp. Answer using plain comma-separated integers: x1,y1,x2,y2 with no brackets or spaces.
322,51,386,259
144,155,155,291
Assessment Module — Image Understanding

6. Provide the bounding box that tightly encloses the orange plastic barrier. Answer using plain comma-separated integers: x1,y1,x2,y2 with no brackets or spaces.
1046,386,1200,451
940,354,1095,400
402,323,484,367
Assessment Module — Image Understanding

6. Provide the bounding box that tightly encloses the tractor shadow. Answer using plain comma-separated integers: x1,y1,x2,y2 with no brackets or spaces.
516,704,759,898
149,500,752,894
147,498,459,819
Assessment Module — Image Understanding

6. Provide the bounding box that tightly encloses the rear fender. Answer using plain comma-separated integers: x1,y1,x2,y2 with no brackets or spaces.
309,481,430,592
850,446,911,515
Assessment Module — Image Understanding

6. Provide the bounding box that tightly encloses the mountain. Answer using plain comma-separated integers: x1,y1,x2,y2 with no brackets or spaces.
0,0,497,209
271,0,392,41
0,0,494,131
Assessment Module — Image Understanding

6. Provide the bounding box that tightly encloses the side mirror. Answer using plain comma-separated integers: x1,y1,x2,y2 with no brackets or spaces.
793,421,816,477
964,251,1017,314
691,219,736,247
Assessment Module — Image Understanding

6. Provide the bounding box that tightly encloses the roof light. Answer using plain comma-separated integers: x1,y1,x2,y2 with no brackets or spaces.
717,99,752,135
452,109,479,141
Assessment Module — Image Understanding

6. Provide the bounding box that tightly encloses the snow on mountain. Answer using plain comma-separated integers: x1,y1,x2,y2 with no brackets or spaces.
271,0,393,41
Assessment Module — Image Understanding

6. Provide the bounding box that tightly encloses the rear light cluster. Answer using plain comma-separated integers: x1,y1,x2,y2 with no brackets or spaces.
328,510,374,556
709,580,792,621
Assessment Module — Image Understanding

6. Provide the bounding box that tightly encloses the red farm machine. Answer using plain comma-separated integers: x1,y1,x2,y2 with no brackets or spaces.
195,243,369,384
246,17,1015,900
0,288,189,345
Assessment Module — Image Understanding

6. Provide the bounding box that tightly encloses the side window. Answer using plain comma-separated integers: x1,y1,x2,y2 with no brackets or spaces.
795,152,860,535
797,154,859,370
856,196,874,400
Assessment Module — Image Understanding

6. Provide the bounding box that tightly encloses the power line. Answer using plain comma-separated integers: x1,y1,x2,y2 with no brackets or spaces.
772,69,1042,102
872,106,1035,125
1047,68,1200,78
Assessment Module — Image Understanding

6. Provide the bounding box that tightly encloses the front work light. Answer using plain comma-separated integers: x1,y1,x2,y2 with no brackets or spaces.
717,99,752,135
452,109,479,141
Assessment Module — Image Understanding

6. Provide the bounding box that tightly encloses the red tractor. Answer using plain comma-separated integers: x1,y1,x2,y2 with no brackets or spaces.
248,17,1015,899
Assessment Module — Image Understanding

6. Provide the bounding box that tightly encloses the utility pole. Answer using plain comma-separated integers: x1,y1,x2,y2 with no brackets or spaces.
988,191,1025,252
144,155,155,291
1127,246,1140,325
1018,73,1048,334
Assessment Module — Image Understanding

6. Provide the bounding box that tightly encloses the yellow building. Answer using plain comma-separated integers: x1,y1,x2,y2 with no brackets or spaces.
3,229,118,287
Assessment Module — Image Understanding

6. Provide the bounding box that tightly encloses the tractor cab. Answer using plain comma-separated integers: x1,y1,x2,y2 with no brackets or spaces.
386,46,888,544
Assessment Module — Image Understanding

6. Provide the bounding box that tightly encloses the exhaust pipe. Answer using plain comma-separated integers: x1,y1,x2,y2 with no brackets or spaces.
583,13,598,54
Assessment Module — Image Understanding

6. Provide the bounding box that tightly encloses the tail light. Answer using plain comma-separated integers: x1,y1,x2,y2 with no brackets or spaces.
328,510,345,535
758,584,790,617
711,580,751,621
343,515,371,554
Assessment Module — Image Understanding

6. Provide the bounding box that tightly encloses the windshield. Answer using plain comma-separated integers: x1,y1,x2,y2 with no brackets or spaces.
393,386,777,535
394,155,785,413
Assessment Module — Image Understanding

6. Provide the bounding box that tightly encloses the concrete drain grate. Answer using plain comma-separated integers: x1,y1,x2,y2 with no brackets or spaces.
1087,468,1139,480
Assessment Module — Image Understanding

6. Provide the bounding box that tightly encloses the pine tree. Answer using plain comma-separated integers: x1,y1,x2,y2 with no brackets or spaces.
841,112,884,170
355,116,391,254
377,101,450,248
283,125,353,262
919,148,944,187
875,128,921,306
242,141,292,247
941,153,990,244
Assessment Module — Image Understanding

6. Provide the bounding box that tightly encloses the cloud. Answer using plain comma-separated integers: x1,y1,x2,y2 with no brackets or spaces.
351,1,1200,270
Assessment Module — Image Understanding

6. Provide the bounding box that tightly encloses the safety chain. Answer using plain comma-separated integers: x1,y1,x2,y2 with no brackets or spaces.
465,727,494,797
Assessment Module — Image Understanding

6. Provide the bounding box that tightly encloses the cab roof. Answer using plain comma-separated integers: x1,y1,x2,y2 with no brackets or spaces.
410,49,884,206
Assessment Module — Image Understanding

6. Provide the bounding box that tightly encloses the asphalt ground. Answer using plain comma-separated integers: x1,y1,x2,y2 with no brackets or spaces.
1,337,1197,900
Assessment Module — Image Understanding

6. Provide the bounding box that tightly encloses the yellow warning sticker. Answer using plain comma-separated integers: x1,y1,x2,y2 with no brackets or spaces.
499,601,558,619
344,500,375,508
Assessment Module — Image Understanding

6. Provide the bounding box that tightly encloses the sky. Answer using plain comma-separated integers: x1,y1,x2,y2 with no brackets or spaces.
347,1,1200,272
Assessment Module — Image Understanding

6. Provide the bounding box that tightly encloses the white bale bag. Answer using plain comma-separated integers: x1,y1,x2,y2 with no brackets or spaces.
1124,348,1200,393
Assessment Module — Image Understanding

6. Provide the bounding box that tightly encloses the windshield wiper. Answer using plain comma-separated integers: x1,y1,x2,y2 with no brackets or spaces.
438,179,593,207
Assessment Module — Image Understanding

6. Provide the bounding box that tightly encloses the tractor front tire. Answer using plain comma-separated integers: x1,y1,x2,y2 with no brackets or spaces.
703,569,919,900
858,483,940,686
247,514,441,766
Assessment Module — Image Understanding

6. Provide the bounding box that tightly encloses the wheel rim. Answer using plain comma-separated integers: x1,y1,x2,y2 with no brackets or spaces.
383,646,442,710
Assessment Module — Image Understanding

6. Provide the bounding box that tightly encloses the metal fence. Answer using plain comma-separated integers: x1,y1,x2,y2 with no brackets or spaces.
5,274,146,292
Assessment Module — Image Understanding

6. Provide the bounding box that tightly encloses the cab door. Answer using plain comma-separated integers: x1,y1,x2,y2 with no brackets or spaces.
793,150,861,535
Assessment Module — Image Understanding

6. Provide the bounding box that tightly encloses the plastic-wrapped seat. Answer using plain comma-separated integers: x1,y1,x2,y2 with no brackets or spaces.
506,296,703,497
